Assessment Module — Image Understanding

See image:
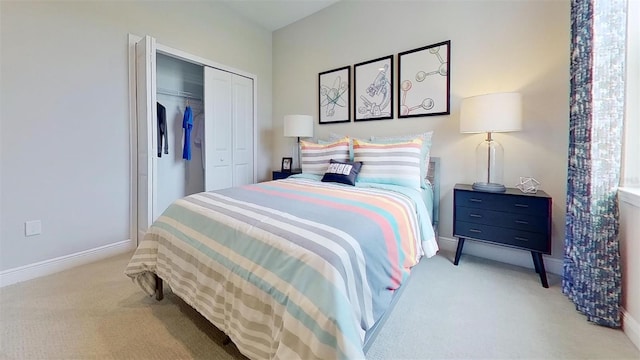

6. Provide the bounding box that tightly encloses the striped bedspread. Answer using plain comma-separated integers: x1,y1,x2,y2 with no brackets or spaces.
125,178,437,360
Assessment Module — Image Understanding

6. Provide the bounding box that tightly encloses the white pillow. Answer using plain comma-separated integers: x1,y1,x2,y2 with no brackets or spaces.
328,132,346,142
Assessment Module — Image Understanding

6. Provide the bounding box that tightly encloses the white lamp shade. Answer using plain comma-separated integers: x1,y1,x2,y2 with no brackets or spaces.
459,92,523,133
284,115,314,138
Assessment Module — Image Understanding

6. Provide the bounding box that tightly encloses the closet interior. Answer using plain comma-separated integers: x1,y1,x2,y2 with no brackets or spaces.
155,54,205,214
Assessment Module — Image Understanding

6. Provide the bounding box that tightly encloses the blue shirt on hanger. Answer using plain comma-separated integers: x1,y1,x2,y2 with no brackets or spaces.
182,106,193,160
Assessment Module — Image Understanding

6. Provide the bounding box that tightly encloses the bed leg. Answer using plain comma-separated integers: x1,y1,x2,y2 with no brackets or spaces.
155,274,164,301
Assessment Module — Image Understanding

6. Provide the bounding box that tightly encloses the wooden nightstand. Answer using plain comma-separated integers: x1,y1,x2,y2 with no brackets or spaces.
272,170,301,180
453,183,552,288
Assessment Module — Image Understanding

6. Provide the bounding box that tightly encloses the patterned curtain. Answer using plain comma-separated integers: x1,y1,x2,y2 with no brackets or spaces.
564,0,627,328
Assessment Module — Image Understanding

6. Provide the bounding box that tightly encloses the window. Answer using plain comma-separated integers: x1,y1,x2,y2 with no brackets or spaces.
622,0,639,188
620,0,640,206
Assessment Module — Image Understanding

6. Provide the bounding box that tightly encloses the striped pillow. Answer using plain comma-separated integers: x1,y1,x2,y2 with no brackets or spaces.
300,137,350,175
370,131,433,189
353,137,423,190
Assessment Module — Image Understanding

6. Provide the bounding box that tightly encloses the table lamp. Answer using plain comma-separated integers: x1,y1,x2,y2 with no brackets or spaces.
284,114,314,171
459,92,522,192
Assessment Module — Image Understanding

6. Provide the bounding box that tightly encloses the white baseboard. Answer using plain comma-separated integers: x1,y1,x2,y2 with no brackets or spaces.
438,236,563,275
623,308,640,351
0,239,135,288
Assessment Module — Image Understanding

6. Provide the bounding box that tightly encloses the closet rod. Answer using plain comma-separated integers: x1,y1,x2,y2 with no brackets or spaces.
157,87,202,101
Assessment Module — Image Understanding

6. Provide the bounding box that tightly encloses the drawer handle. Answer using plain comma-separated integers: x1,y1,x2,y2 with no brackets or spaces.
514,236,529,242
514,204,529,208
469,229,482,233
469,198,483,203
515,220,529,225
469,214,482,218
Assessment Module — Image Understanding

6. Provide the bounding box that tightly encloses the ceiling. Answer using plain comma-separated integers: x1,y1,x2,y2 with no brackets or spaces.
223,0,339,31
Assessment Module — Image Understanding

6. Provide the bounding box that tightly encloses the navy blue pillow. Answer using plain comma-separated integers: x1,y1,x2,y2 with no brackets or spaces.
321,159,363,186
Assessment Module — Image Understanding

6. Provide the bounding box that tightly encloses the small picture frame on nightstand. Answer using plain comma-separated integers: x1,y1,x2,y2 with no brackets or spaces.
281,157,293,172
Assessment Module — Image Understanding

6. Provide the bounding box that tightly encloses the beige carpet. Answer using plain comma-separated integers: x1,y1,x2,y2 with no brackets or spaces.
0,252,247,360
0,250,638,359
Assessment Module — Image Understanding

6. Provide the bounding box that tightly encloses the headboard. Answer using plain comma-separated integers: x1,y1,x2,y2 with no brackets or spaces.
427,157,440,236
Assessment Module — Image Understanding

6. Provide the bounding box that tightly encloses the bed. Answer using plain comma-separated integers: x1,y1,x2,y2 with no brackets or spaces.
125,135,439,360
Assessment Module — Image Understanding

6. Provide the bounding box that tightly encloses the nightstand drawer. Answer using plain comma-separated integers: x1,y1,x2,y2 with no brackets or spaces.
455,206,549,234
454,221,549,253
455,190,549,215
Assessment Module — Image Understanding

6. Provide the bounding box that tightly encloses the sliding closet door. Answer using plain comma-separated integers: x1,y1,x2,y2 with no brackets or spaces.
203,67,254,191
203,67,233,191
232,75,254,186
135,35,157,239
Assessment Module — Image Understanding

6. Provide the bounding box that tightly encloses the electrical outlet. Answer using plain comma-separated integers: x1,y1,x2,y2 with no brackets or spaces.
25,220,42,236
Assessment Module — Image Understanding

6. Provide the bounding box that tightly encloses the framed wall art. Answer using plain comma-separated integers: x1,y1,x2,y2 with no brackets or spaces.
397,40,451,118
318,66,351,124
354,55,393,121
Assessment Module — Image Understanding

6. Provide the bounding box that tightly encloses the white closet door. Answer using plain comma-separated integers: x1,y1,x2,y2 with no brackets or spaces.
135,35,157,239
232,75,254,186
204,67,233,191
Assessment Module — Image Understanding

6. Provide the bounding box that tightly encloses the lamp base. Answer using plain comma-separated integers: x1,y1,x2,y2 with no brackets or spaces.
472,182,506,193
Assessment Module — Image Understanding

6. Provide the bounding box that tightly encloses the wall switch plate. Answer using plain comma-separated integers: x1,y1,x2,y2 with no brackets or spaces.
25,220,42,236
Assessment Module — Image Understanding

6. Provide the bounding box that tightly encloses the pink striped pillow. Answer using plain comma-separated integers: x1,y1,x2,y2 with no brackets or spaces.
352,138,423,190
300,137,350,175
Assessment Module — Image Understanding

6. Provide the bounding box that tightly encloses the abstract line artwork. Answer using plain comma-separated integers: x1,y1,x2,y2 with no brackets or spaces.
319,66,350,124
398,40,451,118
354,55,393,121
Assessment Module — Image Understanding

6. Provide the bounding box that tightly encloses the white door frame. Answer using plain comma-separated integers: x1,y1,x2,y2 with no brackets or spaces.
127,33,258,245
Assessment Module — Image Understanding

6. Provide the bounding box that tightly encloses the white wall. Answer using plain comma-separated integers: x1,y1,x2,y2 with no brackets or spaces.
619,193,640,350
0,1,273,272
273,1,570,265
